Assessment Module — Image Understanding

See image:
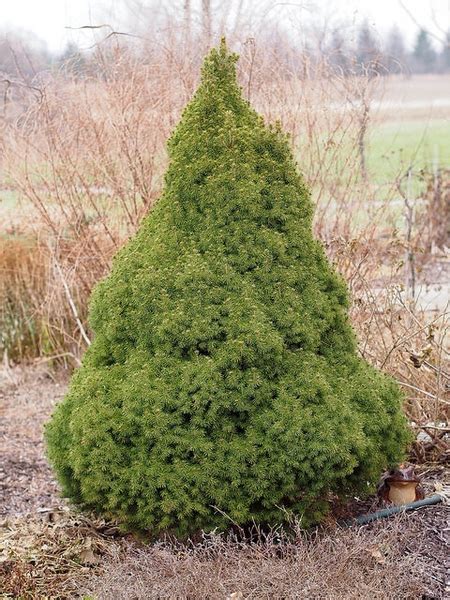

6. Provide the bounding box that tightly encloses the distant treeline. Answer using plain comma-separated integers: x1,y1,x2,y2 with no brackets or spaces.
327,23,450,76
0,20,449,82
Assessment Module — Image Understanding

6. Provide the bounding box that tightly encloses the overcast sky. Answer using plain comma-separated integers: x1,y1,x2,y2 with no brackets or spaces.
1,0,449,53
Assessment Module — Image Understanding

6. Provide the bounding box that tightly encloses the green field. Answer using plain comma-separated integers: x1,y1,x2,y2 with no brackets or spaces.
367,118,450,185
0,190,18,213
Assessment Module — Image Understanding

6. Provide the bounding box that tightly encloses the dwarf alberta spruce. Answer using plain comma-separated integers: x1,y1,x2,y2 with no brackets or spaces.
45,40,410,536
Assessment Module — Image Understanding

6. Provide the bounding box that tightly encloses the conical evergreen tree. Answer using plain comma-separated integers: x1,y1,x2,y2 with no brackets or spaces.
46,41,410,536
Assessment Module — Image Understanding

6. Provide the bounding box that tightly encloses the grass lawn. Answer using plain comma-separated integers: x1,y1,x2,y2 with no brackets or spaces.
367,118,450,185
0,189,19,214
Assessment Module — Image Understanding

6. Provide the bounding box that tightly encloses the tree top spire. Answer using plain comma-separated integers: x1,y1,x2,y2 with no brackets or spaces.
200,37,239,88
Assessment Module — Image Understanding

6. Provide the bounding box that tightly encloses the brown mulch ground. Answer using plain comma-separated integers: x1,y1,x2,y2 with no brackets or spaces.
0,366,448,599
0,367,63,517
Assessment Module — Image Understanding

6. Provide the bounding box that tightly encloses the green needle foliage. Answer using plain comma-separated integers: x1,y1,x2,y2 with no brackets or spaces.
46,40,410,537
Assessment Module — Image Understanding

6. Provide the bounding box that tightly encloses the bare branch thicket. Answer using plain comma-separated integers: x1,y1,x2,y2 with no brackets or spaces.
1,25,448,457
399,0,449,44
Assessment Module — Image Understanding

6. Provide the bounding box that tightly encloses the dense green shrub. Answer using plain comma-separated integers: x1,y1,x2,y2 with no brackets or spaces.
46,41,410,536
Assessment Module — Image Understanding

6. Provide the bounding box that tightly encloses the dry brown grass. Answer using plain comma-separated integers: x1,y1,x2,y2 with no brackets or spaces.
0,236,47,361
84,517,444,600
1,508,445,599
0,234,107,367
373,74,450,122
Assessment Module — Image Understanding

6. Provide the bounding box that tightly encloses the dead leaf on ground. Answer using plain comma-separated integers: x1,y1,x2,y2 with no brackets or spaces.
367,545,387,564
79,548,101,565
